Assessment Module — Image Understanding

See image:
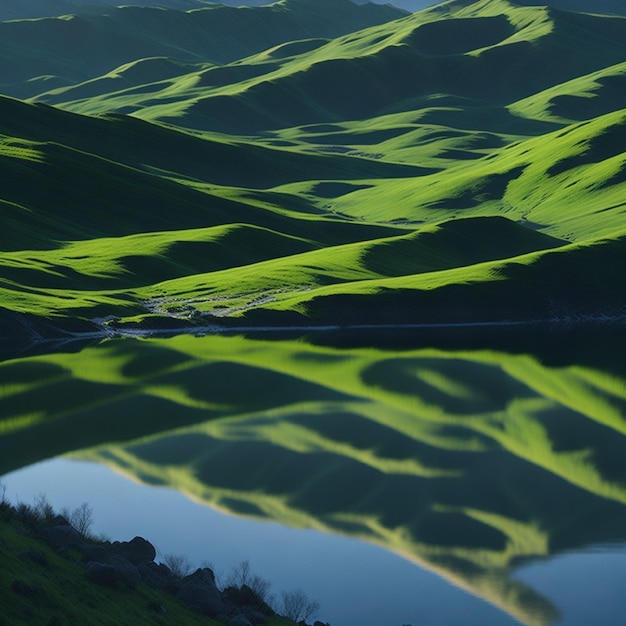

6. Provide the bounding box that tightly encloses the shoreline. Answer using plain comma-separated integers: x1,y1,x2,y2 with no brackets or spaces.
4,310,626,351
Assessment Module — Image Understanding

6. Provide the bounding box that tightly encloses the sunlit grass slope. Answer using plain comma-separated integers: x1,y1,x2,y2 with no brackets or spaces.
3,102,623,328
314,109,626,238
0,0,405,98
0,0,625,332
43,0,624,134
2,331,626,625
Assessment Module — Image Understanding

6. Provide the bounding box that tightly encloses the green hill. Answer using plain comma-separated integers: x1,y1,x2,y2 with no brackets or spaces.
0,0,406,98
36,0,624,134
1,2,626,624
0,0,218,21
0,0,623,372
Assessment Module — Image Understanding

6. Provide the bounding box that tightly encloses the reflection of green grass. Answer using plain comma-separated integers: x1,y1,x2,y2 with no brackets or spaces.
2,332,626,625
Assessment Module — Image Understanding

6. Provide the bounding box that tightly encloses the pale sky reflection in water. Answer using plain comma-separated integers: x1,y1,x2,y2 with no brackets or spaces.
4,459,626,626
3,458,516,626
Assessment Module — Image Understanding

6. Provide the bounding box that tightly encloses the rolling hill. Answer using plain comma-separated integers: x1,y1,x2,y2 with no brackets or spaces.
1,2,625,624
0,0,625,338
0,0,406,98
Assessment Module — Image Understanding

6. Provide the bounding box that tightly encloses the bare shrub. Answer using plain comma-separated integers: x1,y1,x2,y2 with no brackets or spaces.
161,553,193,579
226,559,272,603
33,493,55,522
69,502,94,537
281,588,320,623
0,482,10,519
227,559,252,588
13,499,41,527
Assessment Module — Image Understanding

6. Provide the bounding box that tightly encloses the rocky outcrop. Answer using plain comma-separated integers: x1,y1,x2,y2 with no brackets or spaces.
137,561,181,593
110,536,156,566
108,555,142,589
39,524,83,550
34,517,280,624
176,568,225,617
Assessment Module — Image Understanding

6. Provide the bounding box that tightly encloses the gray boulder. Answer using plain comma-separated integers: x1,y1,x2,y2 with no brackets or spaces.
176,568,225,617
85,562,118,588
228,616,253,626
111,536,156,565
109,555,141,590
40,525,83,550
81,543,111,564
138,561,181,593
246,611,267,625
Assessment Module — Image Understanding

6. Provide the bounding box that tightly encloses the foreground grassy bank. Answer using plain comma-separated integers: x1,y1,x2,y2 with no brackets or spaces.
0,494,315,626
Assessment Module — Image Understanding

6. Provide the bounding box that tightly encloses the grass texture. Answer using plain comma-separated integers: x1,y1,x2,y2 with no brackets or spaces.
0,0,625,331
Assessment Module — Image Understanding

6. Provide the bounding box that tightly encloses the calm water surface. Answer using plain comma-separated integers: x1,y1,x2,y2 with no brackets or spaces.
2,328,626,625
3,459,524,626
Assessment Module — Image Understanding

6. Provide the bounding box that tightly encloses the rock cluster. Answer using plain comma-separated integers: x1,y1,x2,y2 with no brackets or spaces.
38,519,278,625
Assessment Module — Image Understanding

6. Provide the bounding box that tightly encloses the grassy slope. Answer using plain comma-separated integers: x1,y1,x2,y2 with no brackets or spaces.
0,0,220,21
0,0,406,97
0,516,218,626
2,98,624,326
0,0,625,321
0,503,297,626
46,0,624,134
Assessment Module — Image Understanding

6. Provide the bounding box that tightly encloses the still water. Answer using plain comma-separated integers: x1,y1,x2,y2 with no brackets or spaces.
2,327,626,625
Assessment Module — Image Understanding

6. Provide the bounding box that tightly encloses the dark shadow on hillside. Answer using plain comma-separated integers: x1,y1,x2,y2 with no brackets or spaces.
547,116,626,176
309,182,374,198
402,15,515,56
425,166,525,209
549,74,626,121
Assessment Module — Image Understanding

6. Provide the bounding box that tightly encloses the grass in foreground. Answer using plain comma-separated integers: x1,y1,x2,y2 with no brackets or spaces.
0,495,305,626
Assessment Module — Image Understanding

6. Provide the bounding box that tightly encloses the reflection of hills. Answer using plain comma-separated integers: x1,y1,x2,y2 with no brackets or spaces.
2,331,626,625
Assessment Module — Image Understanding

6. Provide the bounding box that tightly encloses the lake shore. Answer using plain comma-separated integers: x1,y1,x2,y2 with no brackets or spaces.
0,494,326,626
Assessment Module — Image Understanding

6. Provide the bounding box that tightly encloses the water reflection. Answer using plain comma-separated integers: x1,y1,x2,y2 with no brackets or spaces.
1,328,626,625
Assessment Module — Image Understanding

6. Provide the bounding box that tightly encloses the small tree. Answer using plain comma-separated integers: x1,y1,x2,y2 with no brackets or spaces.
281,588,320,623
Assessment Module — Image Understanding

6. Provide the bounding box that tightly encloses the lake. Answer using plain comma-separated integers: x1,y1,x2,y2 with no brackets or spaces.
2,326,626,625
